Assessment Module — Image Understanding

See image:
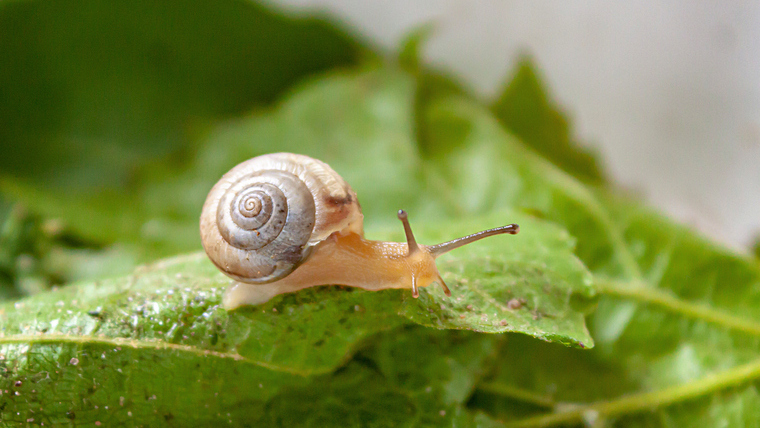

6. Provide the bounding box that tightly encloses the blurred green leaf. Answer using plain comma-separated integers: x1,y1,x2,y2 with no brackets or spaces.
418,76,760,426
366,327,497,406
492,57,605,184
0,68,419,261
0,0,365,199
0,0,370,294
0,200,143,301
254,328,506,427
0,205,57,300
397,24,469,159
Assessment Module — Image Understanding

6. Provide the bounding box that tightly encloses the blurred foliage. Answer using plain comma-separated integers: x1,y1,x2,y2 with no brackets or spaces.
492,57,605,184
0,0,366,191
0,0,367,271
1,1,758,427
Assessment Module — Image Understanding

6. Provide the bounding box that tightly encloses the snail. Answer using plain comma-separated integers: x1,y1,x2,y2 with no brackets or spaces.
200,153,519,309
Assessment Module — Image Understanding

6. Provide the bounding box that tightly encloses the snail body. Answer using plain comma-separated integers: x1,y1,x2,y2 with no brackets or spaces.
200,153,518,309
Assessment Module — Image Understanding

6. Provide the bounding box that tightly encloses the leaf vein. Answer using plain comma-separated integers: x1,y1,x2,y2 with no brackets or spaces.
597,278,760,336
502,356,760,427
0,334,318,376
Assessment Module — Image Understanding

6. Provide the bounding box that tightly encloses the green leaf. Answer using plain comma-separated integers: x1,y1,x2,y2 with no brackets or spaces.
252,359,507,428
0,67,420,261
0,253,399,424
360,326,505,427
0,0,365,192
0,253,404,375
0,205,59,301
253,327,506,427
0,0,368,273
399,211,594,347
752,236,760,260
0,200,19,300
492,57,605,184
0,338,306,426
472,333,638,421
1,327,508,426
252,362,417,427
366,326,498,405
0,207,592,422
0,210,592,363
418,70,760,426
397,25,470,160
0,200,142,301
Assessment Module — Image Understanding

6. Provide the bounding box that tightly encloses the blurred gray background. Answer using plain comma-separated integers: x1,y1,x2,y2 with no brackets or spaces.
273,0,760,251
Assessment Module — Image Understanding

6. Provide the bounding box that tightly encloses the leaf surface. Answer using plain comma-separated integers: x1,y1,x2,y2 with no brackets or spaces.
0,206,592,422
419,76,760,427
0,0,364,192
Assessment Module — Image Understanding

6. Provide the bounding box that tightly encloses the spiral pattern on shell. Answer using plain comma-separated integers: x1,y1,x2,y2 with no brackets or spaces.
217,171,315,252
200,153,364,284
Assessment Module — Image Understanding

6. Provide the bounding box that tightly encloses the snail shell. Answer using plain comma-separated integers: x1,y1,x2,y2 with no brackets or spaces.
200,153,363,284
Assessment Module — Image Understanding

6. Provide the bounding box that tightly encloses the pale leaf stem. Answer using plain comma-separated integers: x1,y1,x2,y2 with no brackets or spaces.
596,278,760,337
478,382,555,408
501,356,760,427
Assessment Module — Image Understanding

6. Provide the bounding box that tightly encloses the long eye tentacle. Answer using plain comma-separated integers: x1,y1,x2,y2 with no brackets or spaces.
397,209,420,254
428,224,519,258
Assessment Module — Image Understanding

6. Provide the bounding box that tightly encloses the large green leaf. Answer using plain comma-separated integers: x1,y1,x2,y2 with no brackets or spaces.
417,79,760,426
358,327,504,427
0,0,366,277
0,0,367,299
0,210,593,366
0,0,364,191
0,210,591,423
252,330,508,428
252,327,505,427
399,211,593,347
0,67,418,261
